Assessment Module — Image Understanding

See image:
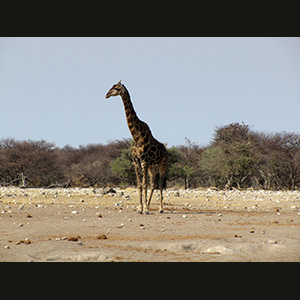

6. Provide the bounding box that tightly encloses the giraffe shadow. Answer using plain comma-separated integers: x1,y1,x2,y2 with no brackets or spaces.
149,208,217,215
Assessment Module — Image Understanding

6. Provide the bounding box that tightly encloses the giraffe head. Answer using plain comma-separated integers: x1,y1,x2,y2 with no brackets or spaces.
105,80,124,99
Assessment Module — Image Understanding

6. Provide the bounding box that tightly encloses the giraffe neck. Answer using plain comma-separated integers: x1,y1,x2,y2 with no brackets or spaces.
121,85,148,144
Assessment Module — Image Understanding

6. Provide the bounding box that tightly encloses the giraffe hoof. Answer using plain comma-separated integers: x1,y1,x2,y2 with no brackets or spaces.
159,209,164,214
144,210,149,215
138,208,143,214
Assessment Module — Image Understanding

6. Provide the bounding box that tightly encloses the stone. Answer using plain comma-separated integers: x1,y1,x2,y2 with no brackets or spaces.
204,245,234,255
97,234,107,240
68,236,80,242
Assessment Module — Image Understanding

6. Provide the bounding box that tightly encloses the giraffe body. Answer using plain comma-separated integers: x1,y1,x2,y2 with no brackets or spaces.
105,80,168,214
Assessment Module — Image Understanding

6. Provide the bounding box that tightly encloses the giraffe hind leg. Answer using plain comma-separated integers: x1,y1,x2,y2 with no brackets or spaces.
158,164,167,213
147,166,158,211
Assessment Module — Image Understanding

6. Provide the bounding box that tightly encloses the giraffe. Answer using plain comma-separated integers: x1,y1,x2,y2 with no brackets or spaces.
105,80,168,214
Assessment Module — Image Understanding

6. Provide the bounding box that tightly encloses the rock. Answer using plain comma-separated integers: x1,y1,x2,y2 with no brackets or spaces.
204,245,234,255
209,187,219,191
68,236,80,242
268,239,278,244
97,234,107,240
71,210,78,214
181,243,195,251
102,187,116,195
16,238,32,245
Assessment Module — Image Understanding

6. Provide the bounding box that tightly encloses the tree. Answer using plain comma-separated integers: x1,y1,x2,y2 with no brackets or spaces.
200,123,258,189
110,146,136,186
166,144,199,189
213,122,252,145
0,138,61,187
257,132,300,190
199,146,229,188
175,138,203,188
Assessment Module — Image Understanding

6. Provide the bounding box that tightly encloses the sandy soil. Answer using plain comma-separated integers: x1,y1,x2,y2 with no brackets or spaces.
0,186,299,262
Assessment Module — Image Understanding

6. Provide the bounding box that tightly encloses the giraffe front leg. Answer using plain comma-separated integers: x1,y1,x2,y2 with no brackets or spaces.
143,185,149,214
147,166,158,211
138,184,143,214
159,188,164,213
142,162,149,214
133,158,143,214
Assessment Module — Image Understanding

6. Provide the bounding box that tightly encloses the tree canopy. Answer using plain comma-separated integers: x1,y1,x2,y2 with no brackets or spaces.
1,123,299,190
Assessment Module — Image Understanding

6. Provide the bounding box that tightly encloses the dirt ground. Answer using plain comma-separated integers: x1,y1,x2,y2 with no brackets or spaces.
0,186,299,262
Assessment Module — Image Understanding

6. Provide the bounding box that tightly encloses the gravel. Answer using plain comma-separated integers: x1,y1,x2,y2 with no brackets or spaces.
0,186,299,261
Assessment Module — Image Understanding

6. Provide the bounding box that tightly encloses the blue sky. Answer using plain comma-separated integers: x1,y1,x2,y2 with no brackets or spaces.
0,37,299,148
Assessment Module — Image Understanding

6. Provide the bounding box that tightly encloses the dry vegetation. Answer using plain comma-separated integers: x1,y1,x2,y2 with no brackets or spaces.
1,122,299,191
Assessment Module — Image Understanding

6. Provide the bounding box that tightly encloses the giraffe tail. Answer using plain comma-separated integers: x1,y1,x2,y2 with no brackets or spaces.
163,175,167,189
